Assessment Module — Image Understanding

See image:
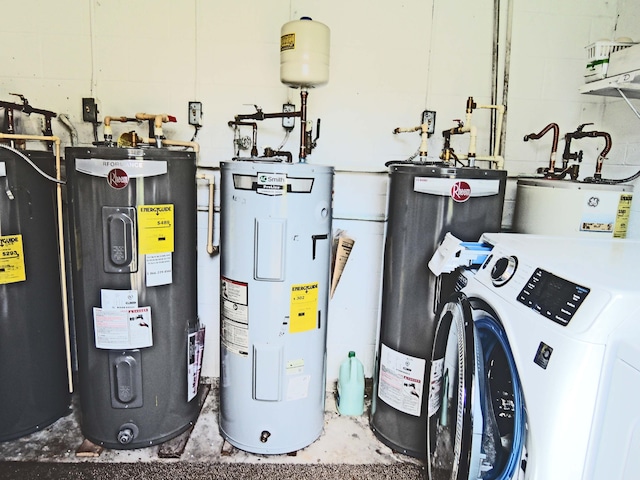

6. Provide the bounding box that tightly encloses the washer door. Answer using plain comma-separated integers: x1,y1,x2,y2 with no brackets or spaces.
427,293,526,480
427,292,478,480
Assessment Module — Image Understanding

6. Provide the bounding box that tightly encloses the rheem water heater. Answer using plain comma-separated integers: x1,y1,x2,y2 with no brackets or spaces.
219,160,333,454
66,146,202,449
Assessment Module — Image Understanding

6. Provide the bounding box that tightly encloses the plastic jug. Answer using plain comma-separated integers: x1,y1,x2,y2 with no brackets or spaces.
337,351,365,415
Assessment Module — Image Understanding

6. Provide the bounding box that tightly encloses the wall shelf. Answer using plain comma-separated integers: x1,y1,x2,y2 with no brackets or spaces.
579,71,640,119
579,71,640,99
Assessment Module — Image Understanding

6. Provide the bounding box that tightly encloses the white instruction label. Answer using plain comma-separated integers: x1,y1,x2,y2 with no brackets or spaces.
146,252,173,287
378,343,426,416
221,277,249,356
187,327,206,401
101,289,138,309
286,374,311,401
93,306,153,349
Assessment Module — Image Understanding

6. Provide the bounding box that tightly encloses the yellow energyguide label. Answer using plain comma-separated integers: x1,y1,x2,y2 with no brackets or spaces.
0,234,26,284
613,193,633,238
281,33,295,51
137,204,174,254
289,282,319,333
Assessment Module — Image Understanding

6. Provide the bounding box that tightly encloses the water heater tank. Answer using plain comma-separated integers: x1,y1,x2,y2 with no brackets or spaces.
513,178,633,238
66,146,202,449
219,160,333,454
280,17,330,88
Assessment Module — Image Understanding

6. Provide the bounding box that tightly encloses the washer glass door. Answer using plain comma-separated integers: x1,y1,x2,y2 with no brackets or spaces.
427,292,478,480
427,293,526,480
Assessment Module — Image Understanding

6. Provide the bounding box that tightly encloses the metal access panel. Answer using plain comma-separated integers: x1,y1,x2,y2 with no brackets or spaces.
65,146,201,449
0,150,70,441
219,160,333,454
371,163,507,459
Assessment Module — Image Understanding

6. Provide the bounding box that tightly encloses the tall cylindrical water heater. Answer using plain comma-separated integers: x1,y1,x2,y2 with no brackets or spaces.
0,149,70,441
219,160,333,454
371,164,507,459
66,146,201,449
513,178,633,238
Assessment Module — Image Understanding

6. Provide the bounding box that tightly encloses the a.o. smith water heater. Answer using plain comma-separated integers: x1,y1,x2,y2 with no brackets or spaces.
219,160,333,454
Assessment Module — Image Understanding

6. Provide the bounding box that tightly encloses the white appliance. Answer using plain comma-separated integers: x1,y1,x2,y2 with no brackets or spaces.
427,232,640,479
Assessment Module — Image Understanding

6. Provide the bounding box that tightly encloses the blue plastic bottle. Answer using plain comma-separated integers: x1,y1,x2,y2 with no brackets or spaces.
337,351,365,415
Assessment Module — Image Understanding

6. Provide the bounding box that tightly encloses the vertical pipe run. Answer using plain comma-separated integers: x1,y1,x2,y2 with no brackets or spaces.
490,0,501,156
500,0,514,158
299,89,308,162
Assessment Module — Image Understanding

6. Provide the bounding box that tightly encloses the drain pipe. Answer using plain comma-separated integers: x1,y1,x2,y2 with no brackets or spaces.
0,132,72,394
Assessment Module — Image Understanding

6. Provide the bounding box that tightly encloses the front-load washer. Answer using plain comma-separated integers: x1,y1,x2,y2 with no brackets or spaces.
427,232,640,479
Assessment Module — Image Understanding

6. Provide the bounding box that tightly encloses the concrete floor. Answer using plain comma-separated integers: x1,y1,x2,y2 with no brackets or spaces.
0,379,426,480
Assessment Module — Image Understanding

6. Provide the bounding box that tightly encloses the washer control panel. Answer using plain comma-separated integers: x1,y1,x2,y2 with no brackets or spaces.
517,268,590,326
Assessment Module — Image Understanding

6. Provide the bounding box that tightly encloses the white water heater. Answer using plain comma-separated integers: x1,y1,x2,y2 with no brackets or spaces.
219,160,333,454
513,178,633,238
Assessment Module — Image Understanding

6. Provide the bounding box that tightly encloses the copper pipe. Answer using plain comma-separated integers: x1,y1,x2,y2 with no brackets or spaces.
299,89,308,162
593,131,612,179
524,123,559,173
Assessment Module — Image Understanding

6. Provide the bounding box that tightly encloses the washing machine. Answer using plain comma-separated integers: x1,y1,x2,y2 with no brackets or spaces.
427,232,640,479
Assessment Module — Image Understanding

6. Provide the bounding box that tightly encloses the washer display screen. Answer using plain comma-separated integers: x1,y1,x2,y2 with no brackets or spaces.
517,268,590,326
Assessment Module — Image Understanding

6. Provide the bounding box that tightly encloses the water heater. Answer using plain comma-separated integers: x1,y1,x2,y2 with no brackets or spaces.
513,178,633,238
219,160,333,454
371,163,507,459
66,146,202,449
0,149,70,441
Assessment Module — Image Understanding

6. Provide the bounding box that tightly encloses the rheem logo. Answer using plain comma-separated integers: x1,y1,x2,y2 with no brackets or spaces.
107,168,129,189
451,181,471,202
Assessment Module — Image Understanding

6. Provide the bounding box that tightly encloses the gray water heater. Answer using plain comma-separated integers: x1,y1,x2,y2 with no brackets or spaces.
219,160,333,454
0,149,70,441
66,146,202,449
371,163,507,459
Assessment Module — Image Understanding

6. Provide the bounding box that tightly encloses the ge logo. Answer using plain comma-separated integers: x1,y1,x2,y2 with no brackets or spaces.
587,196,600,207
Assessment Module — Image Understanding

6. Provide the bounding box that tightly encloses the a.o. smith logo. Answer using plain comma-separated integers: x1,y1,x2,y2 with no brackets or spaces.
107,168,129,189
258,173,286,185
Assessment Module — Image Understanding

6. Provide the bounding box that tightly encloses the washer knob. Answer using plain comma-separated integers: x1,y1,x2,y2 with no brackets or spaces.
491,256,517,286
